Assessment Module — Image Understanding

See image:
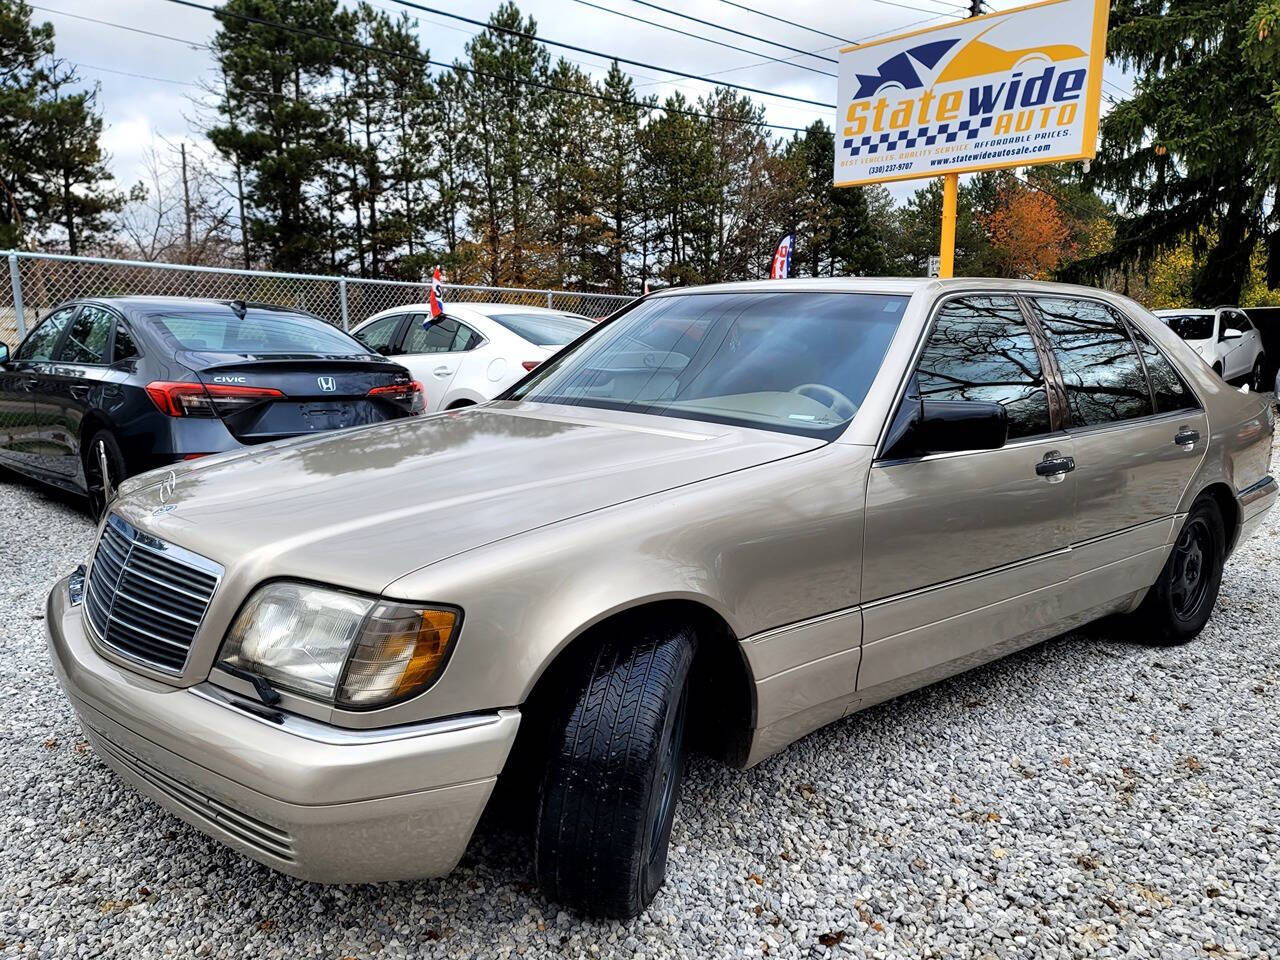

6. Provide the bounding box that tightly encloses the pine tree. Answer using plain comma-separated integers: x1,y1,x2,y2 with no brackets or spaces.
208,0,346,272
1084,0,1280,303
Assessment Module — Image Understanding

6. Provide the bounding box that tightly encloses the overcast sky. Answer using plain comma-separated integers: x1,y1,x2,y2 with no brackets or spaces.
31,0,1131,202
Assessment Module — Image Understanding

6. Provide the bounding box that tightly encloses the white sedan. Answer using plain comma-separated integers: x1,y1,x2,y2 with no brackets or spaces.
351,303,593,412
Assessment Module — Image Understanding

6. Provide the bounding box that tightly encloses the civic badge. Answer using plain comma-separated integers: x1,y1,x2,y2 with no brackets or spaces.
159,471,177,504
317,376,336,392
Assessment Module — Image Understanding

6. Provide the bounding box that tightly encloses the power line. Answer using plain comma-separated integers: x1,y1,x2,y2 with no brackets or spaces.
157,0,824,133
618,0,836,64
377,0,835,108
30,3,211,49
715,0,968,45
571,0,835,77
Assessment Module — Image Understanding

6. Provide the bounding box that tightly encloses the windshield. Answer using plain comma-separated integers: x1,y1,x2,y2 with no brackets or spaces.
147,309,370,355
509,291,907,437
1160,313,1215,341
489,312,593,346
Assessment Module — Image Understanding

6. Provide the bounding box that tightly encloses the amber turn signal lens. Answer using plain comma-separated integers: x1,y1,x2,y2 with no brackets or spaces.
336,605,457,708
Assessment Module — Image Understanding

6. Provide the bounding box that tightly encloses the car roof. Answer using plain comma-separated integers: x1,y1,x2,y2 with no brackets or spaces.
359,302,593,325
647,277,1151,300
72,296,318,318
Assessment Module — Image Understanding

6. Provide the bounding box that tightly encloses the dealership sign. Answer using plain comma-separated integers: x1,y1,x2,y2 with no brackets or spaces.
834,0,1109,187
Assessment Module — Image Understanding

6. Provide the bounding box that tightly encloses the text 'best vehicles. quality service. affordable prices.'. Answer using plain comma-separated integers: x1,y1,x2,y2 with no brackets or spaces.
45,278,1275,919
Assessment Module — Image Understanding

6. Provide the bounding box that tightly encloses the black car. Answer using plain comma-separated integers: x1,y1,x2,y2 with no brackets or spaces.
0,297,424,516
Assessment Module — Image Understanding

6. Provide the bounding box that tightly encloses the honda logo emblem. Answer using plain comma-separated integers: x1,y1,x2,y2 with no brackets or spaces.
317,376,336,392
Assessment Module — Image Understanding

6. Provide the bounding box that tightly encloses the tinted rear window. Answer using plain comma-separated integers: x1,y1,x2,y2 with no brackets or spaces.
1161,313,1214,341
490,312,592,346
147,310,367,355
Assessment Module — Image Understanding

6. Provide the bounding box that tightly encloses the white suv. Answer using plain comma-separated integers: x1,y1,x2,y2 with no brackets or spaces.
1155,307,1267,390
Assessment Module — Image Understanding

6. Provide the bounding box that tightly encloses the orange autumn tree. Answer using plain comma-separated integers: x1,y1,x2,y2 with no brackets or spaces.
979,183,1074,279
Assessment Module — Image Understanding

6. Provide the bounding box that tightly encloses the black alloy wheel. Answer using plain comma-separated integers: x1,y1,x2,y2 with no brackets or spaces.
1126,495,1226,645
84,430,125,521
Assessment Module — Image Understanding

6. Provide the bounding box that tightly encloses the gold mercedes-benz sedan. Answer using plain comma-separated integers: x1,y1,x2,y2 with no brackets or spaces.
46,279,1276,917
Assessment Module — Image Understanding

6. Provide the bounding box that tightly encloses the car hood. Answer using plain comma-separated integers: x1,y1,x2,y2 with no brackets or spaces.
112,402,822,594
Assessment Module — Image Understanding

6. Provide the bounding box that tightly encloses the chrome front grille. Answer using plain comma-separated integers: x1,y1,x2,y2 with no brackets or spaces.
84,514,222,673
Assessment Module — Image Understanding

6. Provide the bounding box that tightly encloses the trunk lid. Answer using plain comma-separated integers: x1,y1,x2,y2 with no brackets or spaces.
184,352,421,442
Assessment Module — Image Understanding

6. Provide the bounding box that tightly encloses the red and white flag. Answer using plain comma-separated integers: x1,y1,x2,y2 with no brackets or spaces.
426,266,446,326
770,234,793,280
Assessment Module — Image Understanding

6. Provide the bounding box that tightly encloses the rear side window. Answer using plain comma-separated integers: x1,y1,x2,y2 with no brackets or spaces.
16,306,76,361
402,316,482,354
489,312,592,346
56,305,114,364
1130,325,1198,413
1031,297,1153,427
113,324,139,363
355,314,403,354
148,310,364,355
915,295,1052,440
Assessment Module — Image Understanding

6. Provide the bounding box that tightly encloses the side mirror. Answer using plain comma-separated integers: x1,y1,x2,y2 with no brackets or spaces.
918,398,1009,454
883,396,1009,458
1221,327,1243,341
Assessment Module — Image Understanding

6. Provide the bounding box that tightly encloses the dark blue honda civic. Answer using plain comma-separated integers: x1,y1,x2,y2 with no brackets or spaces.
0,297,424,517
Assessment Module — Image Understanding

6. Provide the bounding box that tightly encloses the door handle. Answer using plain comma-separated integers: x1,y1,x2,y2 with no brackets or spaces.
1035,453,1075,483
432,365,453,377
1173,428,1200,450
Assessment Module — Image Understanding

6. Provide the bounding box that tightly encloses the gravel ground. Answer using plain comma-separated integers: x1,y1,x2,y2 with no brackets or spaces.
2,435,1279,960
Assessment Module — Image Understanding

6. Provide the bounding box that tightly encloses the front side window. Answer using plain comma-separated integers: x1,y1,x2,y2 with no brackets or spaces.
402,316,482,354
1032,297,1153,427
510,291,907,438
147,309,367,355
16,307,76,361
1162,313,1215,341
914,295,1052,441
56,305,114,364
354,314,403,355
1223,310,1251,334
1130,325,1198,413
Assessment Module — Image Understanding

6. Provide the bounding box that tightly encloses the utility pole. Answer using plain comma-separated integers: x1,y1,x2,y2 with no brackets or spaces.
180,142,193,263
939,0,984,278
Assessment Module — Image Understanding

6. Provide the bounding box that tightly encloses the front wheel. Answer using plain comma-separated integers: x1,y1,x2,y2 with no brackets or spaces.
1125,495,1226,645
84,429,126,521
534,623,695,918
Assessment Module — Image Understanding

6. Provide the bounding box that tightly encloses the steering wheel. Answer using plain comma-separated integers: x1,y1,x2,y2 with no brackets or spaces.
790,383,857,420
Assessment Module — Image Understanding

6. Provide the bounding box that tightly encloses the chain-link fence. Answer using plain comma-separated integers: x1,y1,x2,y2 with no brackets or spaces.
1,251,635,346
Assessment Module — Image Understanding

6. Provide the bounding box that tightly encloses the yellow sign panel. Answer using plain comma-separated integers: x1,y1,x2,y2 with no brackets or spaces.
834,0,1110,187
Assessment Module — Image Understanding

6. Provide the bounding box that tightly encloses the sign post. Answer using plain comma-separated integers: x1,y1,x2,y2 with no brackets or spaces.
834,0,1109,277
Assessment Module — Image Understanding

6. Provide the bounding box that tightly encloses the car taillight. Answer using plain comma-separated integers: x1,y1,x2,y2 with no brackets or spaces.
145,381,284,418
522,360,541,371
368,379,425,415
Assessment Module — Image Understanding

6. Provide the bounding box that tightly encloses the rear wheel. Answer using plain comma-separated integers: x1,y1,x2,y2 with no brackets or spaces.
1125,495,1225,645
534,623,695,918
1250,355,1267,392
83,429,125,521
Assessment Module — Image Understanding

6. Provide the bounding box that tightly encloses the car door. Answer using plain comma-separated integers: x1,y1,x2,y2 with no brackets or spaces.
1026,295,1208,597
859,293,1077,697
33,304,118,480
0,306,77,471
1214,309,1249,379
399,313,485,411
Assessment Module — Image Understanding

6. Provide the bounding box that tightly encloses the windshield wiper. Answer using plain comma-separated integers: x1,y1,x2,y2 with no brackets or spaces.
217,662,282,706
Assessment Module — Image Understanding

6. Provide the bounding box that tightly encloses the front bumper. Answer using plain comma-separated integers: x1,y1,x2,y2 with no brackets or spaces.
45,575,520,883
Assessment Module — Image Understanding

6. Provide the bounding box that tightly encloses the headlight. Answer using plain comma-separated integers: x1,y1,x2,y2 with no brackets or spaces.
219,582,457,708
